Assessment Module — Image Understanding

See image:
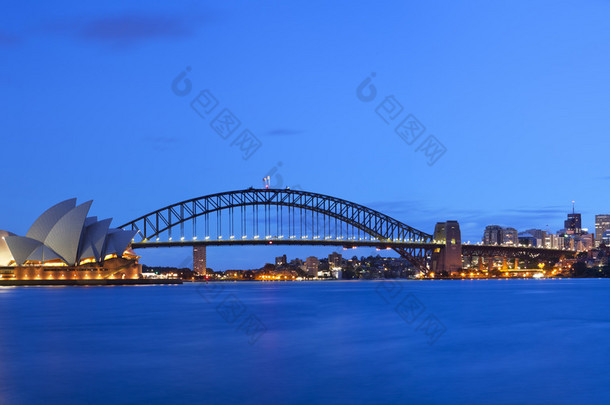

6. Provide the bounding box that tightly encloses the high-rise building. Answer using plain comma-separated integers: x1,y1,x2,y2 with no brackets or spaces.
545,234,562,249
501,228,519,245
595,215,610,247
525,229,547,247
305,256,319,277
483,225,503,245
565,213,582,235
518,232,538,247
483,225,517,245
603,230,610,245
193,246,207,275
275,254,287,267
575,234,594,251
328,252,342,268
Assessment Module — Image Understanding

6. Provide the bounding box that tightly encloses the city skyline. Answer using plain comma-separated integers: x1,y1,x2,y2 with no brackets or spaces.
2,1,610,270
3,2,610,404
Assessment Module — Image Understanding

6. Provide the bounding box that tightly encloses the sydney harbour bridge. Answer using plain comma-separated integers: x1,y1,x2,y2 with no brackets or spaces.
120,188,574,273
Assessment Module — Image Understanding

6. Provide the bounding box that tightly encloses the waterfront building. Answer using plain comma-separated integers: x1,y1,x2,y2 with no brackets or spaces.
595,215,610,247
317,269,331,278
305,256,319,277
0,199,140,281
483,225,517,245
544,234,562,249
501,227,519,245
193,246,207,275
483,225,502,245
603,230,610,245
328,252,342,268
565,212,582,235
525,229,546,247
518,232,538,247
574,233,595,251
275,254,287,267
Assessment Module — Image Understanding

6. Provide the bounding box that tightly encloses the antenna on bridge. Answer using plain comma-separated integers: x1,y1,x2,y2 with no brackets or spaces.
263,176,270,189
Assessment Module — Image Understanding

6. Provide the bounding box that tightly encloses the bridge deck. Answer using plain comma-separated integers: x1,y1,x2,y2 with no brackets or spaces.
131,239,441,249
131,239,573,257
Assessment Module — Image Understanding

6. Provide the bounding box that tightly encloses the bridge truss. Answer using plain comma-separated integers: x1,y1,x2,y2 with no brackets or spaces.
119,188,436,271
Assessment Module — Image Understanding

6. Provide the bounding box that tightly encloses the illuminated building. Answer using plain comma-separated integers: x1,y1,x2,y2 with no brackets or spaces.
483,225,517,245
595,215,610,247
603,230,610,245
501,227,519,245
564,203,583,235
525,229,546,246
544,234,562,249
275,254,287,267
483,225,502,245
518,232,538,247
570,233,594,251
305,256,319,277
328,252,342,268
193,246,207,275
0,199,140,281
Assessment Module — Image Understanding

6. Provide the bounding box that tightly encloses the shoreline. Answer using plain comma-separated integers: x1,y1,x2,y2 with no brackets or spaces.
0,279,183,287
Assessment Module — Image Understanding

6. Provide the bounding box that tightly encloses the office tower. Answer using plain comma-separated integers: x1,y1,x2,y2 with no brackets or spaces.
595,215,610,247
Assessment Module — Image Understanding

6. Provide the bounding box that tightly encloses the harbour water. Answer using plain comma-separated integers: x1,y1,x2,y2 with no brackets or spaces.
1,279,609,404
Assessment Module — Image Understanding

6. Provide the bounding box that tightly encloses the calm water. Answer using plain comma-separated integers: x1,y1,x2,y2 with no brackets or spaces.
1,279,609,404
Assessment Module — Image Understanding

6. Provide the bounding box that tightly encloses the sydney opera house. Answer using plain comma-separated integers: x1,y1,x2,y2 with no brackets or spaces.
0,199,141,281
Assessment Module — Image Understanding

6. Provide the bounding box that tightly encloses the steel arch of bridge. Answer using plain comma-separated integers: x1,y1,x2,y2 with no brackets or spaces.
119,188,434,270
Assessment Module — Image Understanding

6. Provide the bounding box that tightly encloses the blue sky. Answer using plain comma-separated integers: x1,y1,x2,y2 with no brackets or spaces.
2,0,609,269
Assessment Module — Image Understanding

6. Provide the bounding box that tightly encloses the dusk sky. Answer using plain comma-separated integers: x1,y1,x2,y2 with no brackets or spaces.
2,0,609,269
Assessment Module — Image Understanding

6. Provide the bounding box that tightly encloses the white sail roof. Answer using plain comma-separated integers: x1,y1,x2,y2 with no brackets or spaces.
25,245,64,263
84,216,98,227
4,236,45,266
78,218,112,262
4,199,135,266
44,201,92,266
103,229,137,257
0,230,16,266
26,198,76,243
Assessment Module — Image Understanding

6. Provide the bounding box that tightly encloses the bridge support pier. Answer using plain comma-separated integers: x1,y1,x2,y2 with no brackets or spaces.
431,221,462,274
193,246,207,275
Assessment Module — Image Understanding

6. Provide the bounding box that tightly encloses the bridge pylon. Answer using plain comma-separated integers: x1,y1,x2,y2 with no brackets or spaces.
430,221,462,274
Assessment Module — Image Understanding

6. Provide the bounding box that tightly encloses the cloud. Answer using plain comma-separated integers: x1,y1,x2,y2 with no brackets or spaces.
362,199,570,241
0,31,20,46
45,12,212,47
365,200,450,220
142,135,181,151
80,15,191,43
146,136,179,143
505,206,566,215
264,129,303,136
